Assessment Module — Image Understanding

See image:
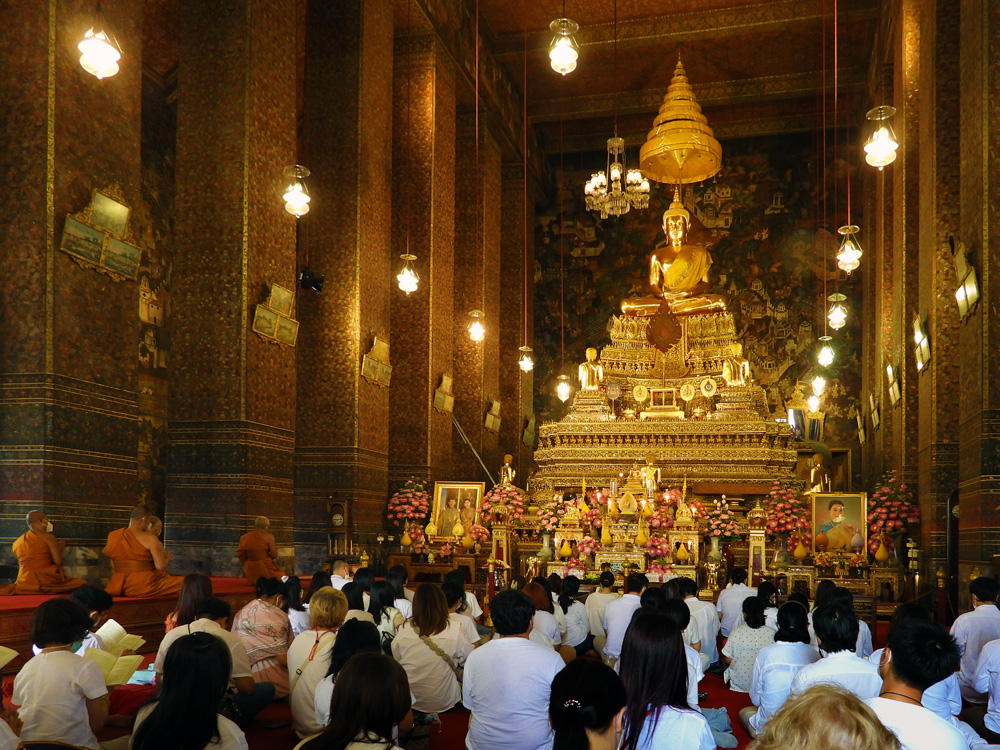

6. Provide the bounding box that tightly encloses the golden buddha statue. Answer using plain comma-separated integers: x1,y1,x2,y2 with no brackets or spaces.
499,453,516,486
578,347,604,390
621,187,728,318
722,342,752,387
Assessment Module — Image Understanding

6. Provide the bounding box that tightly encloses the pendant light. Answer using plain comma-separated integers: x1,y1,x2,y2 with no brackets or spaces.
817,336,835,367
556,374,572,403
468,310,486,343
396,0,420,294
811,376,827,397
518,12,533,372
836,224,862,273
548,17,580,76
282,165,311,217
864,105,898,170
518,346,535,373
827,293,848,330
78,4,122,79
396,254,419,295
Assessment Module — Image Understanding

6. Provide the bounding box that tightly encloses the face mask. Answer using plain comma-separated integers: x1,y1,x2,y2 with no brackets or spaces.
70,641,84,653
833,515,844,524
45,521,54,533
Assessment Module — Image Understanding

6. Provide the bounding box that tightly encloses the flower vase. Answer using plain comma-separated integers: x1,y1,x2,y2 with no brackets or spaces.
874,536,891,566
537,532,553,561
707,535,723,563
772,534,789,569
474,542,482,554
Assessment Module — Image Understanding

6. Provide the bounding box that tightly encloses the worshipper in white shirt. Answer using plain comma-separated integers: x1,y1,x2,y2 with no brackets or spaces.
287,588,349,738
305,571,334,602
618,610,715,750
756,581,780,632
443,569,483,627
830,586,874,658
155,597,276,727
966,635,1000,744
328,560,350,590
740,600,820,738
722,597,775,693
341,582,376,625
790,602,882,699
296,652,413,750
558,575,596,655
391,584,476,716
716,567,757,637
463,589,565,750
586,571,620,654
132,632,249,750
602,572,648,666
389,564,416,603
866,618,968,750
953,576,1000,703
0,709,18,750
13,599,108,750
534,575,568,640
285,576,313,636
442,581,482,649
678,576,721,666
312,621,384,728
548,659,626,750
353,567,374,611
387,569,413,620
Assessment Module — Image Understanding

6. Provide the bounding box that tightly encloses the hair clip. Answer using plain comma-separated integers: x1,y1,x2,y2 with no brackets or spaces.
563,699,582,710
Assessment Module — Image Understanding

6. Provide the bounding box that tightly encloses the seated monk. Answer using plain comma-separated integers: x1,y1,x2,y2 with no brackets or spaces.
104,506,183,597
237,516,284,584
0,511,87,595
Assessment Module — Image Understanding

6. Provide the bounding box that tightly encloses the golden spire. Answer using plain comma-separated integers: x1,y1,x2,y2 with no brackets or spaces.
639,57,722,185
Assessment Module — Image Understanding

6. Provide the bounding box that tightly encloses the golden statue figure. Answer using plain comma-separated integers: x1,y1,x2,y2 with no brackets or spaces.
499,454,516,486
638,453,661,496
809,453,832,494
722,342,752,387
578,347,604,390
621,187,728,318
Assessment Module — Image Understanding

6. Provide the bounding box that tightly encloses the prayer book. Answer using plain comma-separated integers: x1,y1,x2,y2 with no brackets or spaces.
94,618,146,656
84,649,145,686
0,645,17,670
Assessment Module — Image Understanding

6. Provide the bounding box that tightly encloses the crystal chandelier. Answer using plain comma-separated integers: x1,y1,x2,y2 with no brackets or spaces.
282,165,311,217
556,374,572,402
584,137,650,219
817,336,835,367
836,224,862,274
396,253,419,295
548,19,579,76
78,7,122,80
468,310,485,343
864,106,899,170
827,293,848,330
518,346,535,373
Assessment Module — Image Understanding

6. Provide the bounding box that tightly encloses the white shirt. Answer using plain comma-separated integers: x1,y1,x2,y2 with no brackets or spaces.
31,631,103,658
464,592,483,619
630,704,715,750
764,607,778,631
586,591,619,636
391,620,476,714
716,584,756,637
722,624,775,693
562,601,590,648
973,636,1000,733
869,649,962,722
13,650,108,750
287,628,338,738
449,612,480,647
685,644,705,710
791,649,882,700
131,702,248,750
865,697,969,750
395,598,413,620
329,574,351,590
0,718,16,750
288,608,312,636
154,618,253,680
528,610,561,649
686,597,721,665
953,604,1000,701
343,609,376,625
808,615,874,659
463,636,565,750
749,641,821,734
603,593,642,659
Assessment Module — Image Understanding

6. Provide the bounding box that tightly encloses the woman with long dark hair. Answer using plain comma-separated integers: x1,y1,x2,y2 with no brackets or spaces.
559,576,595,655
548,659,626,750
585,571,618,655
522,582,562,652
367,580,404,652
756,581,779,629
165,572,213,632
313,619,382,728
132,632,246,750
286,576,311,636
618,611,714,750
304,572,333,606
296,653,412,750
342,582,375,624
721,597,774,693
739,601,819,738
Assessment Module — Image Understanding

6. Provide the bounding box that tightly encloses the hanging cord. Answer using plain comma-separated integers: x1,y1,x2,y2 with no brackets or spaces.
613,0,619,136
523,2,529,351
821,0,828,337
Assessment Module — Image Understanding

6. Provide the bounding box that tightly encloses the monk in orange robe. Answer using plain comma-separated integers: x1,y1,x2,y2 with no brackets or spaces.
237,516,284,585
104,506,183,597
0,511,87,595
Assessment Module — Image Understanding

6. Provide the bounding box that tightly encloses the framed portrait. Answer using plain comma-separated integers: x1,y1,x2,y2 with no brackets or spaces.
252,305,279,338
812,492,867,554
103,236,141,279
268,284,295,316
430,481,485,539
377,362,392,386
361,354,380,383
371,336,390,363
275,315,299,346
61,216,106,263
433,388,454,413
90,190,131,238
484,412,500,433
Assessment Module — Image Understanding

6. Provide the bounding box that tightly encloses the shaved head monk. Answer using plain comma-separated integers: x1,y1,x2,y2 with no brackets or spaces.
103,506,183,597
236,516,284,584
0,511,87,595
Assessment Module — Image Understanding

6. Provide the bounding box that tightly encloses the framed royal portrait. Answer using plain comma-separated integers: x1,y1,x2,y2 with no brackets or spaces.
90,190,131,238
430,481,484,539
812,492,867,554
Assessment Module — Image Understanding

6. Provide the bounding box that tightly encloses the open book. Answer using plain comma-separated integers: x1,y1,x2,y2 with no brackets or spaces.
0,645,17,670
94,618,146,657
84,649,145,686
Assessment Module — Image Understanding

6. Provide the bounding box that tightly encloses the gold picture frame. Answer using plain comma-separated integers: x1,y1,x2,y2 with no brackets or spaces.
90,189,131,238
812,492,867,554
61,216,106,264
430,481,485,540
275,315,299,346
268,284,295,316
103,236,141,280
252,305,279,338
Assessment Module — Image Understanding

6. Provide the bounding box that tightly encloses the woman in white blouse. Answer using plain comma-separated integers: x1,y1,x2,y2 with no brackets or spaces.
521,582,563,652
585,571,620,654
558,576,595,655
722,597,775,693
391,584,476,715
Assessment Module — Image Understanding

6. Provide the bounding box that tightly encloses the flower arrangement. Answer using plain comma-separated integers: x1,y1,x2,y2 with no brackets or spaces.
848,552,870,569
408,524,427,555
565,558,586,575
659,488,707,520
647,560,675,578
582,507,604,530
469,523,490,543
866,470,919,553
648,508,673,530
386,477,431,524
644,535,671,557
436,542,454,560
813,551,834,568
480,483,527,526
762,479,812,551
704,497,741,542
576,535,599,557
536,496,572,534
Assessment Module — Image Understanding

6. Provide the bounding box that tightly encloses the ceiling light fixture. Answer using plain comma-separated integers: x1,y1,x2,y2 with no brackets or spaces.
817,336,835,367
548,18,579,76
282,165,311,217
78,5,122,80
836,224,862,274
468,310,485,343
827,292,848,330
396,254,419,295
864,105,899,170
556,374,572,403
518,346,535,373
811,376,826,397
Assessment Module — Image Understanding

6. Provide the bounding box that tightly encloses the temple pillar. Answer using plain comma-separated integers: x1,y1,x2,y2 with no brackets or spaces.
389,34,456,487
294,0,393,572
0,0,143,579
166,0,298,575
451,112,501,483
957,0,1000,596
499,164,535,481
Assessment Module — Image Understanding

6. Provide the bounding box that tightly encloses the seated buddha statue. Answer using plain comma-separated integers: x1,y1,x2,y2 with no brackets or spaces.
621,187,728,317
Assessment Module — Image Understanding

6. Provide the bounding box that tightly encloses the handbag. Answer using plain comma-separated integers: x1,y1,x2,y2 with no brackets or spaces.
419,634,463,686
